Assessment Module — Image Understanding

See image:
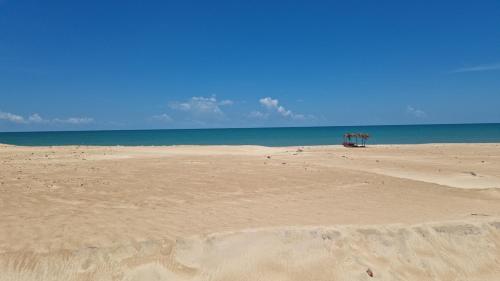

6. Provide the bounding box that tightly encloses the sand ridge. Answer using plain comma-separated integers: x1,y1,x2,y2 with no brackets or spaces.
2,219,500,281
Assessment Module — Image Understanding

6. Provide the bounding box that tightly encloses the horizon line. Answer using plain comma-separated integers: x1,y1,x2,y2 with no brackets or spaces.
1,122,499,134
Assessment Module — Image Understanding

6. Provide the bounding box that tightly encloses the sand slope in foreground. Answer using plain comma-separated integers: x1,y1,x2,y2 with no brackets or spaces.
2,220,500,281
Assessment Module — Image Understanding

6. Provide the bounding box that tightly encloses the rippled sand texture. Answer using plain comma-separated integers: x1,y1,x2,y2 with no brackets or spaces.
1,144,500,280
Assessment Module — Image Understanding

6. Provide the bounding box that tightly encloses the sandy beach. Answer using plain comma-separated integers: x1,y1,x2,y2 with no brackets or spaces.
1,143,500,281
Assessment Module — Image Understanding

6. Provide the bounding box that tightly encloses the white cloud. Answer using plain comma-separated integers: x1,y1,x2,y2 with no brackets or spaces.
0,111,93,125
291,114,306,120
0,111,26,123
169,96,232,117
218,99,233,106
28,113,48,123
54,117,94,124
259,97,279,109
248,110,268,119
254,97,312,120
452,63,500,73
406,106,427,118
151,113,173,122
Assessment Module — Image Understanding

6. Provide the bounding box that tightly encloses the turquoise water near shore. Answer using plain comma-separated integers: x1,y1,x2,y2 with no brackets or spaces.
0,123,499,146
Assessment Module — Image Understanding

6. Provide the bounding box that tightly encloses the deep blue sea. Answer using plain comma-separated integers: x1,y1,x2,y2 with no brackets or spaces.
0,123,499,147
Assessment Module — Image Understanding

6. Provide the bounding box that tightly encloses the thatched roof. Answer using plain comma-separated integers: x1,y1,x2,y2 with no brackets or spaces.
344,133,370,139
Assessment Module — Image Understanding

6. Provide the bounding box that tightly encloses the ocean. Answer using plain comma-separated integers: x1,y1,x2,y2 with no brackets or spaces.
0,123,499,147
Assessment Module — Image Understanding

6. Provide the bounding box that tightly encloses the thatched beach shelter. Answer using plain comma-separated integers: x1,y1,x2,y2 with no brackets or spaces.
343,133,369,147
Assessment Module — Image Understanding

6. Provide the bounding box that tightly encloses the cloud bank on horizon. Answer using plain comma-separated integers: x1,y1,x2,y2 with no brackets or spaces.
0,97,450,131
147,96,315,127
0,111,94,126
1,95,320,130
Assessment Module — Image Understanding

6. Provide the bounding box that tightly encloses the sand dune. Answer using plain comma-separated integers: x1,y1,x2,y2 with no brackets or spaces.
1,144,500,280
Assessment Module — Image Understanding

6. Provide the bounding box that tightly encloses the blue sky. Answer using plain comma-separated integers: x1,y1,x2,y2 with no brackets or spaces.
1,0,499,131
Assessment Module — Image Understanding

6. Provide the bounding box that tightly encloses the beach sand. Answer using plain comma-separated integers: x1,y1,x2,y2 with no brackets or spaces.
1,143,500,280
